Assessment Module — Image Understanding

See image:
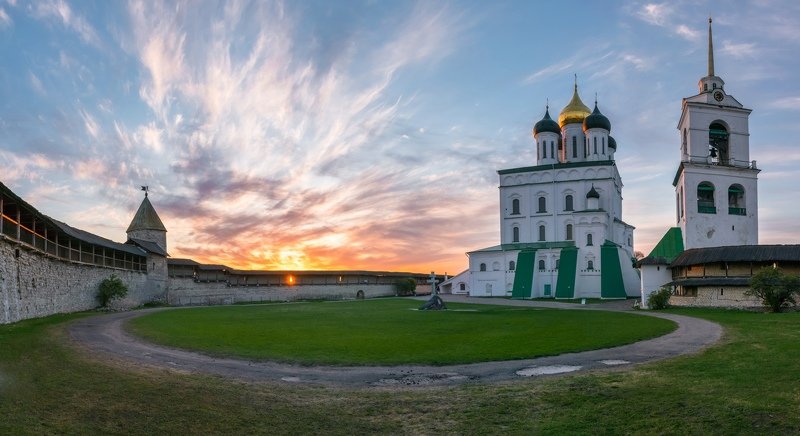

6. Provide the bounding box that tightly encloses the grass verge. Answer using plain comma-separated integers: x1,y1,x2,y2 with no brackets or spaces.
1,307,799,433
126,299,674,365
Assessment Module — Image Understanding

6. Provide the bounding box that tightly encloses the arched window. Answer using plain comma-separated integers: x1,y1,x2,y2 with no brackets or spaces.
551,142,555,159
512,226,520,242
572,138,577,158
593,136,597,154
538,259,546,271
728,184,745,215
492,261,501,271
566,224,573,241
509,261,516,271
709,122,729,163
542,141,547,159
565,195,574,211
555,259,560,269
537,141,541,160
587,233,593,246
512,198,520,215
587,260,595,270
486,283,492,293
698,182,716,214
459,283,465,291
538,225,546,241
537,196,546,213
479,263,486,272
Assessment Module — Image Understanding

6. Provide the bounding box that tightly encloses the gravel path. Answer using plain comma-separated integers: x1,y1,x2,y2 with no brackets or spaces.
69,297,722,387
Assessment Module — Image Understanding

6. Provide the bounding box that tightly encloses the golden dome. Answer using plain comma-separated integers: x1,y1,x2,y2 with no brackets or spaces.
558,83,591,127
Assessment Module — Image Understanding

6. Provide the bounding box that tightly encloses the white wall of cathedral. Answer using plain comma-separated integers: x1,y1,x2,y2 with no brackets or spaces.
677,165,758,249
678,104,751,166
584,128,610,161
536,132,560,165
561,124,586,163
640,264,673,308
467,251,518,297
499,166,629,252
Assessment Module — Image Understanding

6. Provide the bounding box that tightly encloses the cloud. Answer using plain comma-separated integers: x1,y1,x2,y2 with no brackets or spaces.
720,40,757,58
30,0,101,47
0,7,11,28
770,97,800,110
636,3,672,26
675,24,700,41
28,71,45,95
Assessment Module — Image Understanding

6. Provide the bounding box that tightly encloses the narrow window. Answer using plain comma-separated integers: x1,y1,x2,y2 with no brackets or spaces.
542,141,547,159
538,225,546,241
509,261,516,271
551,142,555,159
587,260,594,270
537,141,541,160
566,224,573,240
594,136,597,154
537,196,546,213
538,259,546,271
555,259,560,269
572,138,577,158
512,198,520,215
565,194,573,211
459,283,465,291
602,137,605,154
587,233,593,246
479,263,486,272
512,226,520,242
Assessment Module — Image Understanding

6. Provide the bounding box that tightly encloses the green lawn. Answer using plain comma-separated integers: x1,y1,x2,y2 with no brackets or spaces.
127,299,675,365
1,307,800,434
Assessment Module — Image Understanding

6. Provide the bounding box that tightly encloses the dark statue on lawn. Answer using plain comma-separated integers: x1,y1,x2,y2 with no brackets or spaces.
419,271,447,311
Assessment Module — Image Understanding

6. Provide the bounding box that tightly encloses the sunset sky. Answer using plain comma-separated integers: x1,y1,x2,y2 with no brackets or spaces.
2,0,800,274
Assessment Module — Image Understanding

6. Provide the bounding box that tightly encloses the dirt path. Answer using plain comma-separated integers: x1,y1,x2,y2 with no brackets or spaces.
69,297,722,387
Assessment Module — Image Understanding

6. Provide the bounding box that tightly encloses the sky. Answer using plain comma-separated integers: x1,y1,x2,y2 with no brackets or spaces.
1,0,800,274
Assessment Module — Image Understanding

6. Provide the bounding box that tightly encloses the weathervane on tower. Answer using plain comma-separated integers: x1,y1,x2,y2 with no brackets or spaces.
141,185,149,198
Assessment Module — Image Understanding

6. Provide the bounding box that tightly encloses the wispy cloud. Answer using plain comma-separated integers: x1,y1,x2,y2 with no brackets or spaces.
0,7,11,28
720,40,757,58
29,0,101,47
675,24,700,41
636,3,673,26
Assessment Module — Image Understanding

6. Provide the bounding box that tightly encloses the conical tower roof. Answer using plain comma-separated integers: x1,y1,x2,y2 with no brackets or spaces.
126,196,167,233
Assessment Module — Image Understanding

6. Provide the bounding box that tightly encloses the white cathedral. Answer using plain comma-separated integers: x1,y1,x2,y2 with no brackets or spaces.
447,80,640,299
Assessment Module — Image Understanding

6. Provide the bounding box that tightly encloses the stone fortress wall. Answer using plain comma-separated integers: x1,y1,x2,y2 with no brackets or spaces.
0,182,434,325
0,238,158,324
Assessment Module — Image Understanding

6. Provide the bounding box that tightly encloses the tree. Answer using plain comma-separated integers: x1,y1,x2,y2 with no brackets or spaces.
395,278,417,296
747,268,800,313
647,286,672,310
98,274,129,307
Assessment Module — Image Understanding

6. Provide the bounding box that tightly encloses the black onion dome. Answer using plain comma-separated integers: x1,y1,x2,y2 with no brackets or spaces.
582,103,611,132
608,136,617,149
533,107,561,136
586,185,600,199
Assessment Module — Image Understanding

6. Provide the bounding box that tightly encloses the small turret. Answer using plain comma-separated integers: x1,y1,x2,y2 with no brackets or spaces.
126,188,167,254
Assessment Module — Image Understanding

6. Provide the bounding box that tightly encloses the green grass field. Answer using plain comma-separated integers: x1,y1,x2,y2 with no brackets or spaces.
127,299,675,365
2,306,800,434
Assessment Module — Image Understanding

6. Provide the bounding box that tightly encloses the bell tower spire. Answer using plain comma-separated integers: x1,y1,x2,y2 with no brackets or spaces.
707,17,714,77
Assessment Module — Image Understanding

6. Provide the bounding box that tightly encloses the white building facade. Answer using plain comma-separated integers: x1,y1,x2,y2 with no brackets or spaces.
640,18,761,306
466,83,640,299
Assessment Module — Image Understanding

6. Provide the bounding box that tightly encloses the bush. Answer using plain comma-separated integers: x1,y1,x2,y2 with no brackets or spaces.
747,268,800,313
647,286,672,310
98,274,128,307
395,278,417,296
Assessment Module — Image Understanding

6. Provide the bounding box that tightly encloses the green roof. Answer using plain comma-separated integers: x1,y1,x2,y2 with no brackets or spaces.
498,160,614,175
469,241,575,253
640,227,684,265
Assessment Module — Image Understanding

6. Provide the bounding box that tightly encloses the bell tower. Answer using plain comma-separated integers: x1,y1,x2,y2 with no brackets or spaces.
674,18,760,249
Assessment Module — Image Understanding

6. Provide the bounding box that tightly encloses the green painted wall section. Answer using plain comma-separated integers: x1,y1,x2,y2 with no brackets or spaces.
601,241,627,299
555,247,577,299
511,250,536,299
